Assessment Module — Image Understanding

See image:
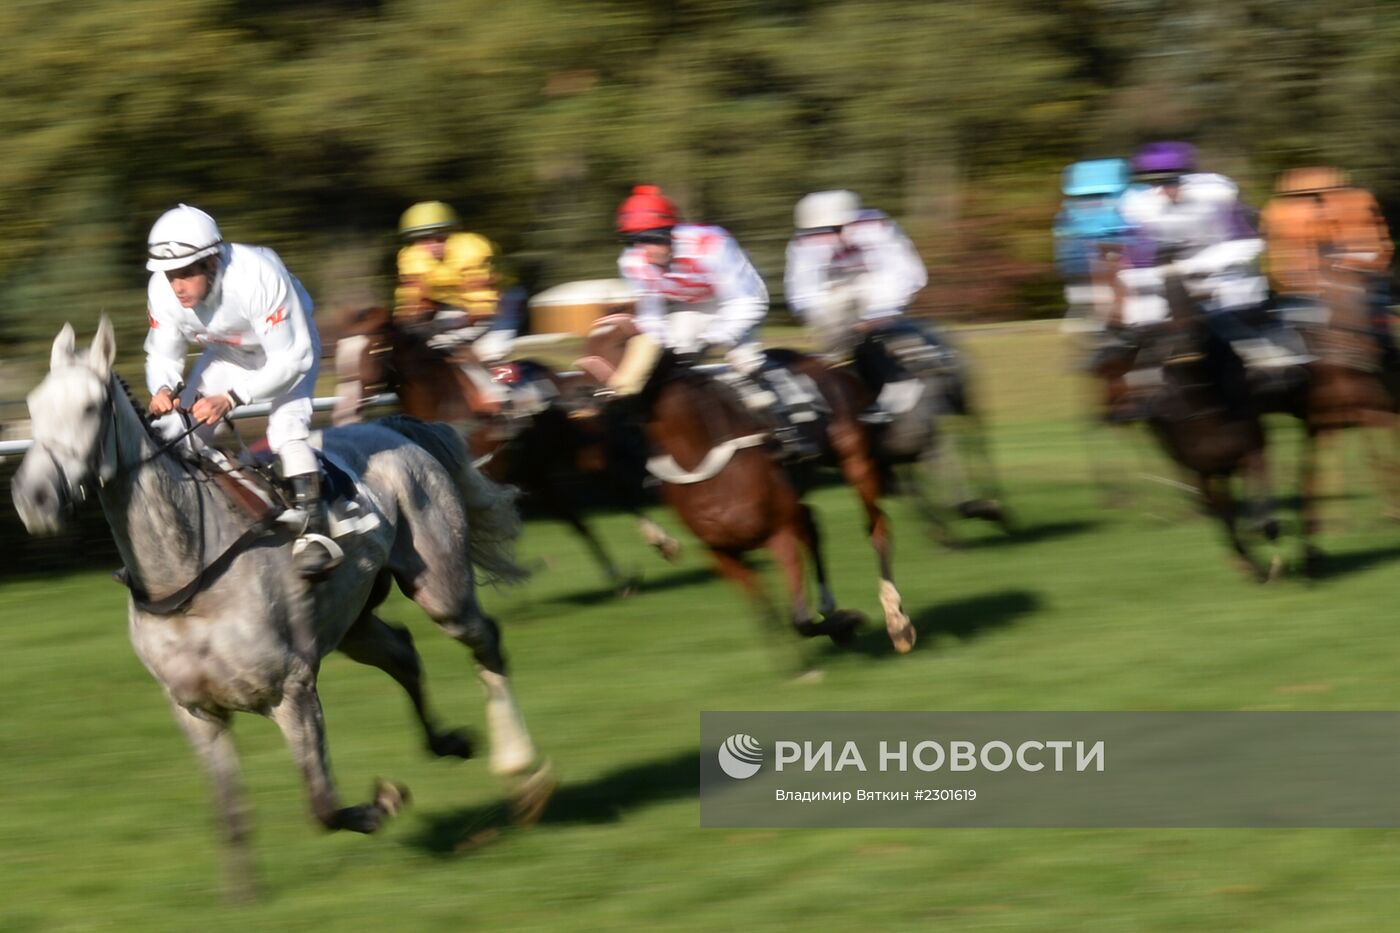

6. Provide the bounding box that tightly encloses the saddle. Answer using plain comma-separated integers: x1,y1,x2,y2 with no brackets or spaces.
716,351,827,461
852,324,959,421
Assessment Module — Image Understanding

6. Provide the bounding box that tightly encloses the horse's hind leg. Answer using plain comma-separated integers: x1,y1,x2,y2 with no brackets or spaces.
267,676,408,833
167,700,255,902
338,610,474,759
408,577,538,778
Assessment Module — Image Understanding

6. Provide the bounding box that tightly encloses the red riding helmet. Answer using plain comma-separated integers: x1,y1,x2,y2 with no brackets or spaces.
616,185,679,235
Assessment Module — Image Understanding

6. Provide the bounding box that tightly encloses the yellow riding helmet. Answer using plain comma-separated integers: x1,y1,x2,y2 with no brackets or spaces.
399,201,460,240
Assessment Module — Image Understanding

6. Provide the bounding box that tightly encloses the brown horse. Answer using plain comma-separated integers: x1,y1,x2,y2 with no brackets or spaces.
580,319,914,656
334,306,681,594
1269,263,1400,564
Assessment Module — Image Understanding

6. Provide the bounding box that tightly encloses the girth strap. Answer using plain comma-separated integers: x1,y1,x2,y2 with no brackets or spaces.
121,513,284,615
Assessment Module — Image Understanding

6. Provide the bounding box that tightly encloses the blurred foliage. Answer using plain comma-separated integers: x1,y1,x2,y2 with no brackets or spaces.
3,0,1400,364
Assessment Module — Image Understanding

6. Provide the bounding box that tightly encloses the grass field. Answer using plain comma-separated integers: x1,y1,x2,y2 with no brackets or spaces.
6,323,1400,931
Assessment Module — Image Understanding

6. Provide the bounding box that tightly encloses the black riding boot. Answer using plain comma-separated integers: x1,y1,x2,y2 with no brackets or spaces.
291,474,340,579
743,368,819,461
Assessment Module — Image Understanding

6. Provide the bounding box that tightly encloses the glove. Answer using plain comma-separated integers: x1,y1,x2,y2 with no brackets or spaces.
473,328,514,364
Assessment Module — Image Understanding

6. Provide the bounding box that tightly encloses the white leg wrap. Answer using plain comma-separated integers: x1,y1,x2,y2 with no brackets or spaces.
478,668,536,776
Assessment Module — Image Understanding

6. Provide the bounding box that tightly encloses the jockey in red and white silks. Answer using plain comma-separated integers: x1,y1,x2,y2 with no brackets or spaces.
609,185,770,393
621,225,767,354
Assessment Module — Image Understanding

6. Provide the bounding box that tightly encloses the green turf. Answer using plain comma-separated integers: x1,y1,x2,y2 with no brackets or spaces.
5,323,1400,931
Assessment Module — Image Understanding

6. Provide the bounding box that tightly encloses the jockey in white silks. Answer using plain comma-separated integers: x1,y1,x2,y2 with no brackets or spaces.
143,204,338,578
785,190,928,357
785,190,941,415
1117,141,1308,370
607,185,769,389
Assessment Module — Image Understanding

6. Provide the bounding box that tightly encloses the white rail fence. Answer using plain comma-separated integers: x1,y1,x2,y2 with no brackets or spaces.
0,393,402,462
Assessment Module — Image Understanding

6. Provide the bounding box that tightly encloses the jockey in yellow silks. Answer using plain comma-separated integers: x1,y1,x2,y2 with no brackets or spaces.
394,200,525,411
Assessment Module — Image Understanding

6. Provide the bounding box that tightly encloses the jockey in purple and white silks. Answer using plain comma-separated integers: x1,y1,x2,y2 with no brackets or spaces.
1117,142,1308,371
143,204,337,578
785,190,929,360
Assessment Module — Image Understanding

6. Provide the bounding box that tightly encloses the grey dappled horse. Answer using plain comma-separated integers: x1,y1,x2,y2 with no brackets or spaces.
10,317,551,898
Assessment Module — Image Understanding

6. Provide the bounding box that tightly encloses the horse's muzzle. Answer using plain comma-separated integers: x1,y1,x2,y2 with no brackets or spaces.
11,447,74,536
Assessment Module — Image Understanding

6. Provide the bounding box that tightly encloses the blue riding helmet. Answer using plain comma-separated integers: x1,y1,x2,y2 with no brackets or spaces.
1062,159,1131,197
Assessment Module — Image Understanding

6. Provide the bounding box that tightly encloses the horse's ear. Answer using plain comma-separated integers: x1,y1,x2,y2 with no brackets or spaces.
50,323,77,370
89,314,116,377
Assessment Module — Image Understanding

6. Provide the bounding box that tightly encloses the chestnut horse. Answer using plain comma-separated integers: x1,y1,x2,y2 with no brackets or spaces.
334,306,681,594
580,318,914,656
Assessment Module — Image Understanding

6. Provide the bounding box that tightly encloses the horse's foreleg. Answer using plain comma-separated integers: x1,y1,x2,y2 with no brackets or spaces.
793,506,863,646
635,513,682,563
549,487,636,595
167,700,255,902
338,611,474,759
1201,474,1271,582
268,677,408,833
332,334,370,426
830,422,914,653
906,454,960,548
1298,428,1326,576
797,504,837,617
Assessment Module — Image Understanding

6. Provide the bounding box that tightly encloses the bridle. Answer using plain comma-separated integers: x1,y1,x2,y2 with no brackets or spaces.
37,373,278,614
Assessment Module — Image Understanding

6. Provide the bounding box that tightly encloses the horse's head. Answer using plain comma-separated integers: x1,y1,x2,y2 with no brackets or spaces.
334,305,396,397
575,314,640,386
12,317,120,535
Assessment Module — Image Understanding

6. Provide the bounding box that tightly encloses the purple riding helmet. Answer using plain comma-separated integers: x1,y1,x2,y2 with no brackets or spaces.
1132,141,1197,181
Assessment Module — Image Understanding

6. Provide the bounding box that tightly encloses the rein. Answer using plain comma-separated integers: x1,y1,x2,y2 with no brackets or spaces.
97,377,285,615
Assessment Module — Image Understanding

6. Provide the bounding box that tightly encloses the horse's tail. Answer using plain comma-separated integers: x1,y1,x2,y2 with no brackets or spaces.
378,414,529,586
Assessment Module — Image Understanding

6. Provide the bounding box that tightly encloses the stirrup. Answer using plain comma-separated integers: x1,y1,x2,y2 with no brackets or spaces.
294,533,344,579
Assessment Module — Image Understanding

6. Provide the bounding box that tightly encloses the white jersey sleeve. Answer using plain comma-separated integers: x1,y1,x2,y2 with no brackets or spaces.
848,219,927,317
618,248,667,339
783,235,839,320
143,277,190,396
229,250,318,403
699,232,768,347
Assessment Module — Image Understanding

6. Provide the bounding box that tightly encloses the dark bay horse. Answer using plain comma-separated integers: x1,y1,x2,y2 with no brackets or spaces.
848,321,1012,543
580,319,914,656
1108,273,1288,579
334,306,681,594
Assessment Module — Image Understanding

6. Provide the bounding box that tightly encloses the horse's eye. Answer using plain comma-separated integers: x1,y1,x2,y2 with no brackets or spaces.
83,402,98,415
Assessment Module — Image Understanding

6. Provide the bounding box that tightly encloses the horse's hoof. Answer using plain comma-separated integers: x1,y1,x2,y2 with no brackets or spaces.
615,574,642,598
1266,554,1287,583
656,538,683,563
888,622,916,654
1302,547,1327,579
374,779,411,819
790,669,826,685
824,609,866,646
510,759,558,827
429,728,476,760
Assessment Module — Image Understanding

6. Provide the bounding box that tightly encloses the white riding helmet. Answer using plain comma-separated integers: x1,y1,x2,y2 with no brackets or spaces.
146,204,223,272
795,190,861,232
